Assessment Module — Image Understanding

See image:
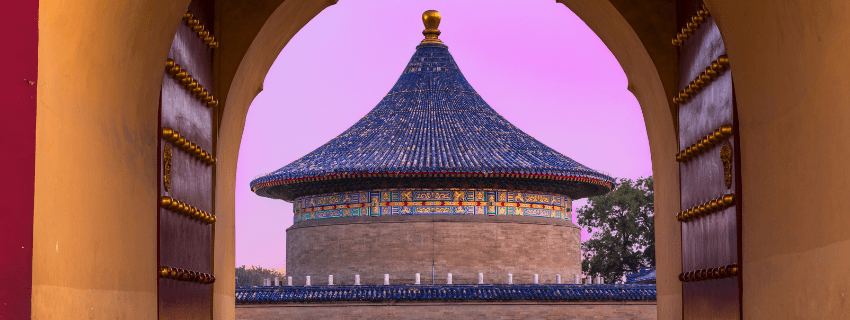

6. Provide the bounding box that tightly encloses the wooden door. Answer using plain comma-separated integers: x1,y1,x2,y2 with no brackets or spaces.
674,1,742,318
157,1,219,318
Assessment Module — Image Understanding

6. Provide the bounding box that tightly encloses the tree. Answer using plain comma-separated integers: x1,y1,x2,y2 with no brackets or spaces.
577,176,654,284
235,265,285,286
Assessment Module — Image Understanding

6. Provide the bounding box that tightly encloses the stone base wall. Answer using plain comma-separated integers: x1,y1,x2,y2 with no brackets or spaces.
236,301,657,319
286,215,581,286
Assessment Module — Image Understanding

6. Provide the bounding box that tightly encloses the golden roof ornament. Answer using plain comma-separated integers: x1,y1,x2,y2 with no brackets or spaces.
421,10,442,44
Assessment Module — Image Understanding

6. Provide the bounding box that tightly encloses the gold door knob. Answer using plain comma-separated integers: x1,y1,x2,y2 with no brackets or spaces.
720,125,733,137
692,15,704,24
722,194,735,206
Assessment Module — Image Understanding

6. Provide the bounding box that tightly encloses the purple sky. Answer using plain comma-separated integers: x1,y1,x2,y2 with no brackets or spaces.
235,0,652,270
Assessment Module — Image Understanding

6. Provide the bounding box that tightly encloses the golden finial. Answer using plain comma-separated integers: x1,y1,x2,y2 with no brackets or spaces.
421,10,442,44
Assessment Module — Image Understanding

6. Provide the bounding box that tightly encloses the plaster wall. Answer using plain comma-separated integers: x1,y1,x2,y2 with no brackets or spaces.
235,301,658,320
33,1,192,318
706,0,850,318
286,215,581,286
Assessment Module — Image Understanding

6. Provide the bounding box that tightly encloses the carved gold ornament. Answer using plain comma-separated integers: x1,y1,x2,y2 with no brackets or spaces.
720,141,733,189
163,143,172,191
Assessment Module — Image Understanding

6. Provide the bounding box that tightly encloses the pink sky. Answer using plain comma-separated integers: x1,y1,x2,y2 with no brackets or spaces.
235,0,652,270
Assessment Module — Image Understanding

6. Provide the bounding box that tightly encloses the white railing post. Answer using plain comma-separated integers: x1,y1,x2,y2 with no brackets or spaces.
556,274,561,284
533,274,539,284
355,274,360,285
508,273,513,285
287,276,293,286
415,273,421,285
478,273,483,284
305,276,311,286
447,273,452,285
384,274,390,285
328,275,334,286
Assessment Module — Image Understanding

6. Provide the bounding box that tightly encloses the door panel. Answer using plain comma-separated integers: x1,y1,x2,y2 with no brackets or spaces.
675,2,742,318
157,0,217,318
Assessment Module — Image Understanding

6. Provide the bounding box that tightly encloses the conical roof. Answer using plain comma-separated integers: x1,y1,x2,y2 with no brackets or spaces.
251,12,614,201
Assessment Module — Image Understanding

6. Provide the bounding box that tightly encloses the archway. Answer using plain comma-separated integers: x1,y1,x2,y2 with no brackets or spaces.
217,0,678,317
29,0,679,318
26,0,850,319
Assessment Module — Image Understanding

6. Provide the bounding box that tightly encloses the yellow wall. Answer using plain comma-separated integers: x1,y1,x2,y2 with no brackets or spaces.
708,0,850,318
33,1,190,318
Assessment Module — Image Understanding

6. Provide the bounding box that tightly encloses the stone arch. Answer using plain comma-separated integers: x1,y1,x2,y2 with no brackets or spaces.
216,0,679,317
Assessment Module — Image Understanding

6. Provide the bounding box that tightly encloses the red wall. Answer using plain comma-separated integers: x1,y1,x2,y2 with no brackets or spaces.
0,1,38,318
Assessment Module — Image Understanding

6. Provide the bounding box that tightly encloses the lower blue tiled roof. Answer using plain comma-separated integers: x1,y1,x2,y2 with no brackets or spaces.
235,284,656,304
625,267,657,284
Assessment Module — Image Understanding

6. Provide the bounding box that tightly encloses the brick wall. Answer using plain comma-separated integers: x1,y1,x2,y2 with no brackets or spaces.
286,215,581,285
236,301,657,319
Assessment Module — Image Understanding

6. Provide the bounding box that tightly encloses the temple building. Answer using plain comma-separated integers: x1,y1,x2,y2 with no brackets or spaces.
250,10,615,286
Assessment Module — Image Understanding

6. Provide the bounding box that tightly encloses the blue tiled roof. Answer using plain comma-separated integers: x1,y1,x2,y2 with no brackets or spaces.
625,268,656,284
235,284,656,304
251,41,614,201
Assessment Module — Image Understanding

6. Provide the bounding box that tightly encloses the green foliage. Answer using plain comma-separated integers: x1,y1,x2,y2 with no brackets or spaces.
235,265,285,286
577,176,654,284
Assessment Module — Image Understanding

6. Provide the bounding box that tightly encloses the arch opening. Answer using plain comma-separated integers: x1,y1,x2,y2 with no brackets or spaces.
216,0,678,316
